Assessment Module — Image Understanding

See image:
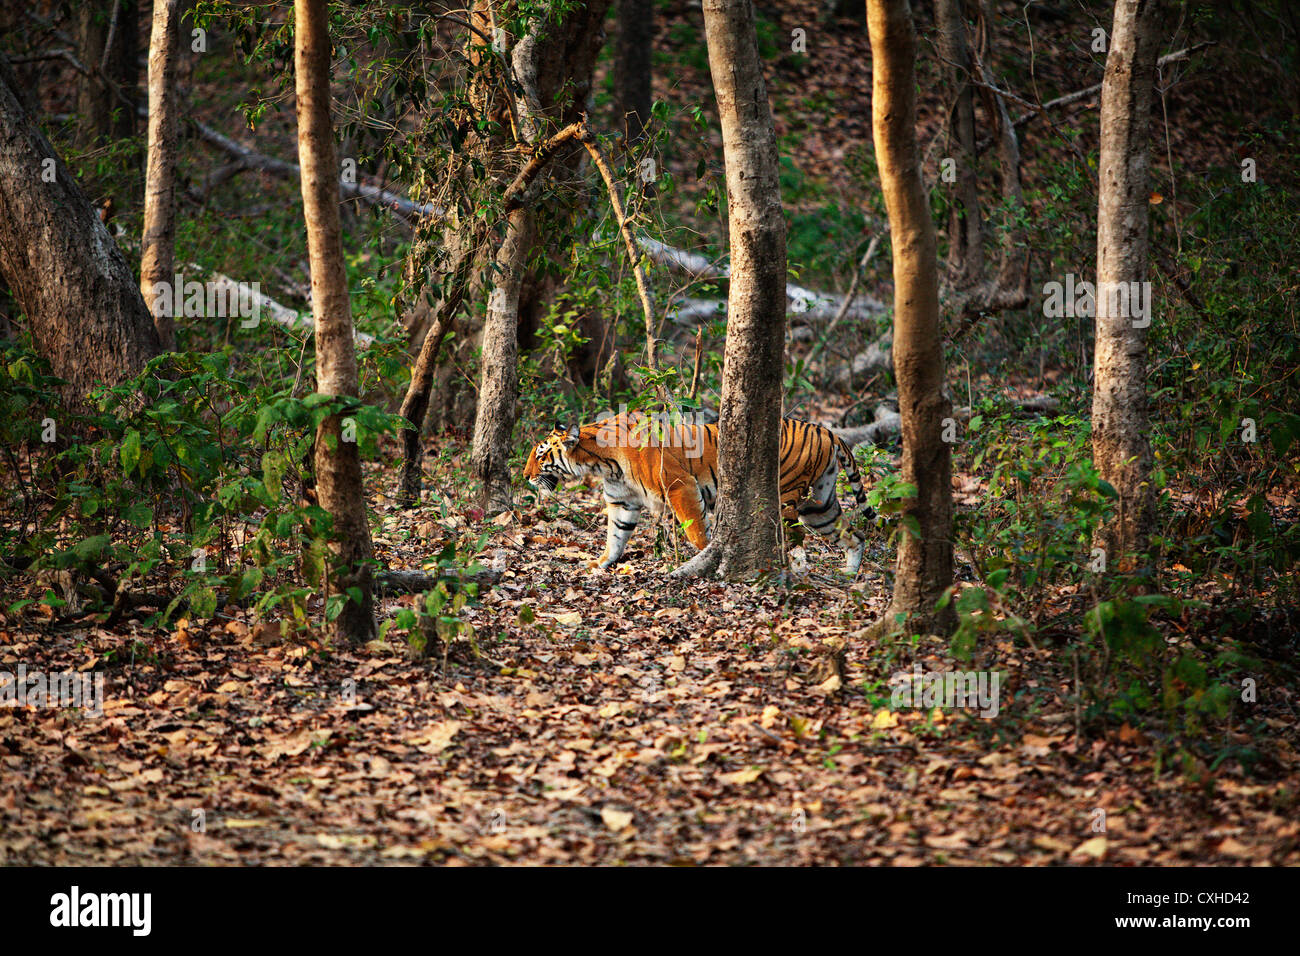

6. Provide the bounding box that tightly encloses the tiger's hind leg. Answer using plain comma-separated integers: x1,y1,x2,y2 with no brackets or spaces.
797,464,866,575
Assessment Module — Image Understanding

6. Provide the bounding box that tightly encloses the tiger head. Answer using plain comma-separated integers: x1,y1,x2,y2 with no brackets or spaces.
523,424,584,497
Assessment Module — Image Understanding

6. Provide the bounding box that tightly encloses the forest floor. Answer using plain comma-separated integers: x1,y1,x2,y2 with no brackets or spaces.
2,449,1297,866
3,0,1297,868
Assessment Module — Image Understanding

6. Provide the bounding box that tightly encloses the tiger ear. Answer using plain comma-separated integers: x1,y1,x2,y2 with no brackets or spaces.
564,424,580,448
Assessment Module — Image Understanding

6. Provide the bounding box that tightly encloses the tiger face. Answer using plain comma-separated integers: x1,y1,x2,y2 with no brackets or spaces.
523,425,582,497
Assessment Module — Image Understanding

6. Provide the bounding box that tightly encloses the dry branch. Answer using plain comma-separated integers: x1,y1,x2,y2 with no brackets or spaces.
995,43,1212,134
638,235,886,325
183,116,879,333
831,404,901,448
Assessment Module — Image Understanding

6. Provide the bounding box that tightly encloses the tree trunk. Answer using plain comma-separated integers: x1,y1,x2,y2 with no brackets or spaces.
674,0,787,579
0,53,160,401
867,0,955,636
75,0,138,145
465,1,610,511
398,231,473,506
471,207,535,513
614,0,654,142
974,0,1027,296
935,0,983,288
397,309,452,507
294,0,376,643
1091,0,1166,568
141,0,182,349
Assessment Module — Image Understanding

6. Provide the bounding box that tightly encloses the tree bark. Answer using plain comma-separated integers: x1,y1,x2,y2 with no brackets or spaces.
614,0,654,142
867,0,955,635
471,206,534,513
935,0,983,288
294,0,375,643
0,53,160,401
74,0,138,145
1091,0,1166,568
141,0,182,349
674,0,787,579
397,308,453,507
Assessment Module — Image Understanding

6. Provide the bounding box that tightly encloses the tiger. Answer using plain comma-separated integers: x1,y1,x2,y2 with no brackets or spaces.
522,413,874,573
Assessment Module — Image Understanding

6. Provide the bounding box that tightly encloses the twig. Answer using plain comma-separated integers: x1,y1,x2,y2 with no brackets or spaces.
573,121,660,373
1008,43,1212,131
689,328,704,403
100,0,122,75
808,233,882,373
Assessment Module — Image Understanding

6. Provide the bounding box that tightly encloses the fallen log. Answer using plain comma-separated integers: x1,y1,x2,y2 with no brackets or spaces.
831,404,901,448
376,567,502,595
831,331,894,389
182,117,884,329
639,235,886,324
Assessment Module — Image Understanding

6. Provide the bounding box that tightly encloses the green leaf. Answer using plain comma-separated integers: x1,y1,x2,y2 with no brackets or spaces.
188,586,218,620
262,450,285,502
72,534,111,561
122,501,153,529
121,429,141,476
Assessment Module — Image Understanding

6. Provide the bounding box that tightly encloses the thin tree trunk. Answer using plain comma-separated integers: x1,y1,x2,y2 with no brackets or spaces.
866,0,955,636
141,0,181,349
397,309,453,507
465,1,610,510
75,0,138,145
0,52,160,402
935,0,983,288
1091,0,1166,568
674,0,787,579
471,206,534,513
614,0,654,142
974,0,1027,295
402,119,631,506
399,231,474,506
294,0,375,643
940,0,1030,320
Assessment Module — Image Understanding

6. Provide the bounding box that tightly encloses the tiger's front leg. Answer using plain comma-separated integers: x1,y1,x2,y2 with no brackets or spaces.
666,485,710,551
593,499,642,569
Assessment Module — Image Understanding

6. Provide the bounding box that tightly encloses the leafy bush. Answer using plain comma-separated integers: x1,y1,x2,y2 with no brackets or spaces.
1,341,403,634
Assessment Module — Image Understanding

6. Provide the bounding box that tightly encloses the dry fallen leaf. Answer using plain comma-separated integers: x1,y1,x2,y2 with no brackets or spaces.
600,807,635,832
717,767,764,785
409,721,462,755
872,710,899,730
816,672,843,694
1072,836,1108,860
924,831,971,850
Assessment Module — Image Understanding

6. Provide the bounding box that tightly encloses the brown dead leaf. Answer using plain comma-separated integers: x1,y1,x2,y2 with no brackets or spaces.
409,721,462,755
600,807,635,832
1072,836,1108,860
717,767,764,786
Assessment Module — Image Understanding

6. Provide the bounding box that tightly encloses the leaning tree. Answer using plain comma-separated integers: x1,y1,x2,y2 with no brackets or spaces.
0,52,161,403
